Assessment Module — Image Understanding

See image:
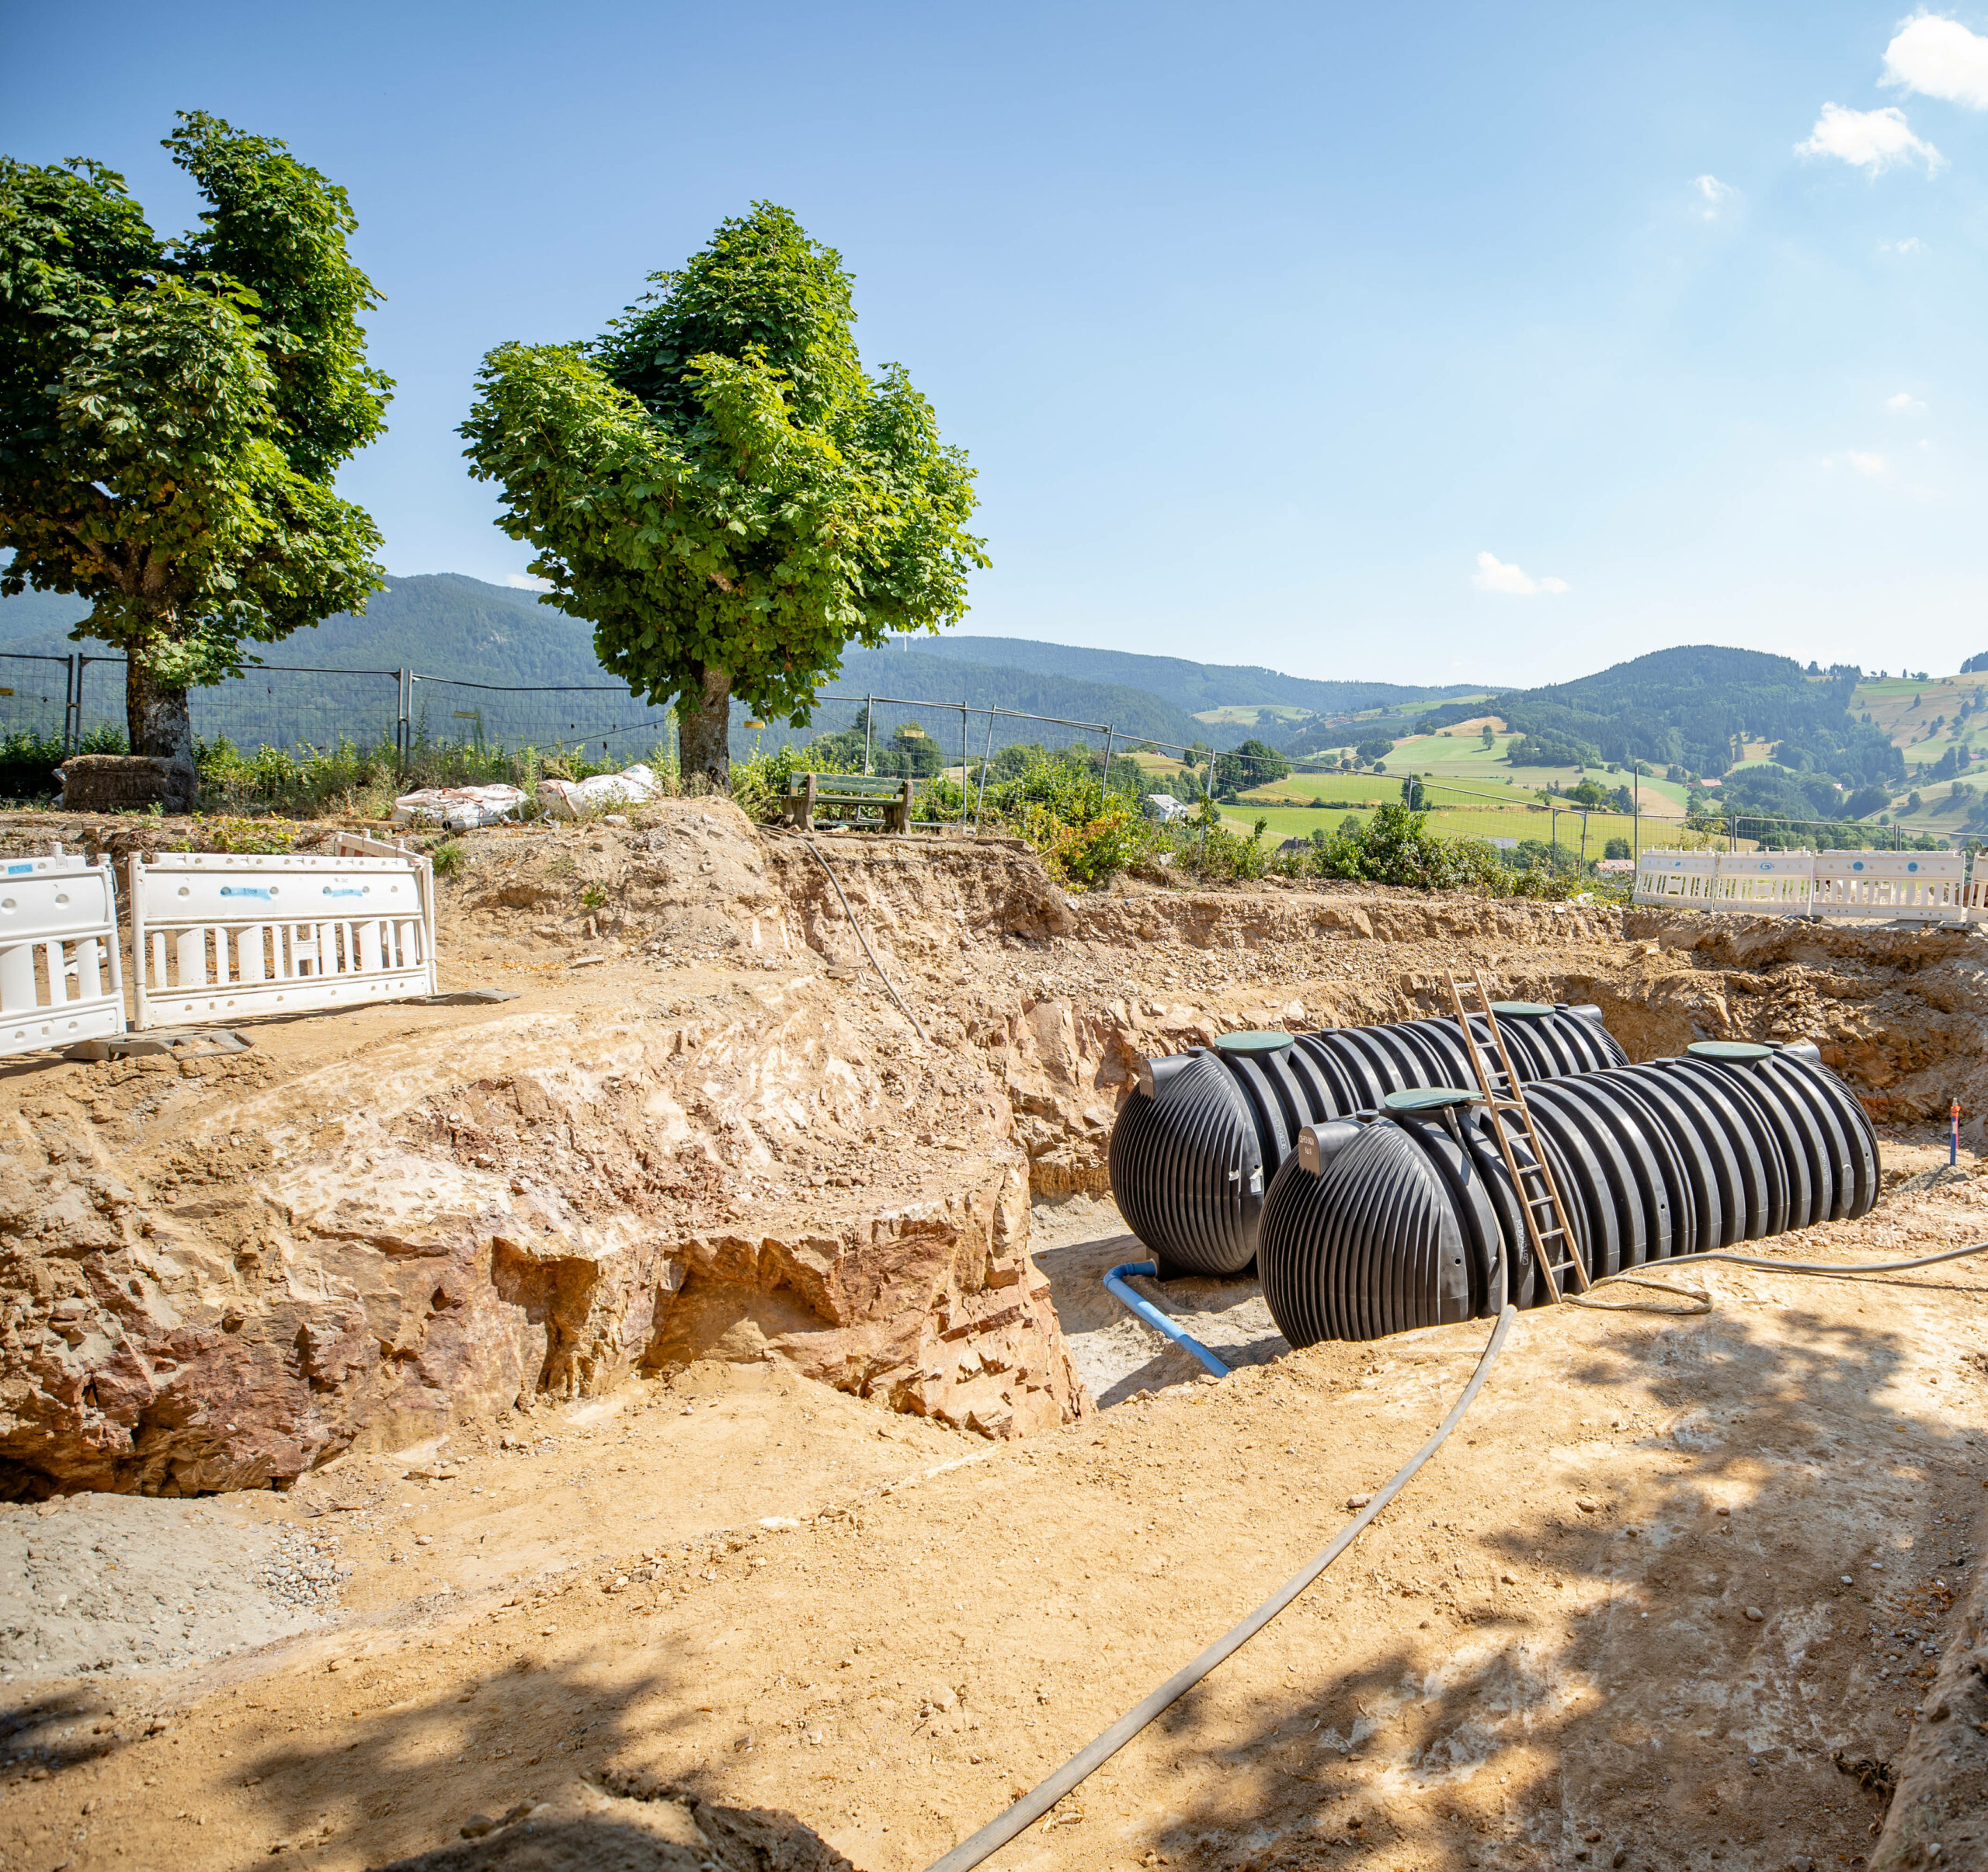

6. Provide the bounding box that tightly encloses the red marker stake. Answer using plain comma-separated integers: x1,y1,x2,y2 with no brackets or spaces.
1952,1098,1962,1168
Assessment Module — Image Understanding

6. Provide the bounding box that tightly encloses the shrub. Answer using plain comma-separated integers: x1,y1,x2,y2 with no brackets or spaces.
0,724,123,800
977,751,1159,887
729,737,858,823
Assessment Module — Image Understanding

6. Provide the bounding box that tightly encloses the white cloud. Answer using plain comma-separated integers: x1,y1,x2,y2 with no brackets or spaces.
1882,13,1988,109
1796,101,1945,172
1886,391,1927,413
1472,552,1569,597
1693,173,1739,219
1879,234,1926,252
505,572,552,591
1823,450,1893,476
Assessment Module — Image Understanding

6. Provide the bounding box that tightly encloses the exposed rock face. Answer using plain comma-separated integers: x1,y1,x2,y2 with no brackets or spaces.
0,880,1086,1495
7,797,1988,1498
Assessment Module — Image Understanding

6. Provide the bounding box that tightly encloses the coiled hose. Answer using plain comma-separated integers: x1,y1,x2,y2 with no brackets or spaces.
919,1230,1988,1872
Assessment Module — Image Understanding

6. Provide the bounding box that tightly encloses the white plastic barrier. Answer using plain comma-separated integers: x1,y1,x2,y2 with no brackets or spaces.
128,850,436,1030
1713,849,1816,916
1812,851,1967,923
0,851,124,1058
1631,849,1719,907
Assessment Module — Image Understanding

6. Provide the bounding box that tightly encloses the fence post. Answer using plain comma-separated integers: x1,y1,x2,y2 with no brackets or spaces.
974,707,998,834
863,695,873,776
64,653,80,751
1102,724,1115,788
961,700,969,827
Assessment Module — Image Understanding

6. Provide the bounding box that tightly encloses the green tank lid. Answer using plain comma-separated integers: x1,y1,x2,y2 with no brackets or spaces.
1213,1029,1295,1056
1687,1040,1774,1063
1382,1086,1486,1113
1489,1000,1555,1017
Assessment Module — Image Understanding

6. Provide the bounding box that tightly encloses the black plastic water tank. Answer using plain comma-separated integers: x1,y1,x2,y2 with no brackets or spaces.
1107,1003,1628,1276
1256,1040,1879,1344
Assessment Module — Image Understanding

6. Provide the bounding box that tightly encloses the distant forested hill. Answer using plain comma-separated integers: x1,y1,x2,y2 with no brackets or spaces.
1420,646,1899,788
0,576,1228,755
0,574,634,752
912,635,1481,718
758,643,1211,755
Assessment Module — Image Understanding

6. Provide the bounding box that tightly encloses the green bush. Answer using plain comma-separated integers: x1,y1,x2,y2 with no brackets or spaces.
729,736,859,822
0,725,124,800
976,751,1159,887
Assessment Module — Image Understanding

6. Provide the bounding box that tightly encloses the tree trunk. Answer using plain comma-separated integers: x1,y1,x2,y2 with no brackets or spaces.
678,663,732,788
126,656,198,813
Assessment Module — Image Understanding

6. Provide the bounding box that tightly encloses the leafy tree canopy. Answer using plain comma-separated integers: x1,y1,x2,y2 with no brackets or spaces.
461,203,987,781
0,113,389,789
1212,735,1290,794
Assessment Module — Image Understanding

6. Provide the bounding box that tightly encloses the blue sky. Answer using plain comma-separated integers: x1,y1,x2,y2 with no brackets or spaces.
7,1,1988,687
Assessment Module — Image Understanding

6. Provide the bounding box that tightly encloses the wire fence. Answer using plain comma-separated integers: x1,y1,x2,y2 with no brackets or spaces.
5,661,1943,866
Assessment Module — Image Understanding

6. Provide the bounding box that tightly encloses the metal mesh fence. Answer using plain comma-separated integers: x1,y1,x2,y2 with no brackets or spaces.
73,657,403,752
407,676,673,765
0,655,71,741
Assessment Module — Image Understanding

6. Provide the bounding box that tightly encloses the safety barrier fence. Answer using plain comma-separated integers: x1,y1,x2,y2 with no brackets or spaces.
1633,848,1978,924
0,849,125,1058
0,837,436,1061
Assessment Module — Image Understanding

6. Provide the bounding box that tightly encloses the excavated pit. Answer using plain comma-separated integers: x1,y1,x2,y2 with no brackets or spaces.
7,803,1988,1499
2,802,1988,1871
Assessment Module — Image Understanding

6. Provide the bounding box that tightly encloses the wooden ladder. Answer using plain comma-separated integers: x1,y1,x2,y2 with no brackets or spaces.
1444,973,1590,1301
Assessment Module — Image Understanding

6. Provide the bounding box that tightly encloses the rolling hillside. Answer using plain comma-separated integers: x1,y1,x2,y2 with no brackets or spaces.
904,635,1482,721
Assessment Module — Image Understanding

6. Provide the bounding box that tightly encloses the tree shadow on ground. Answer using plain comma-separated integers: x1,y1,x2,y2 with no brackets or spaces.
225,1644,860,1870
1017,1287,1980,1872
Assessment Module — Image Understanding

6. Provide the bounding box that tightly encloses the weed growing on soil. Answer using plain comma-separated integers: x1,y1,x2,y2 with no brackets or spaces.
186,735,679,818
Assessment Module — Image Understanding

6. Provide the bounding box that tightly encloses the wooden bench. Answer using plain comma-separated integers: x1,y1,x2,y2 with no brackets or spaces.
782,771,914,834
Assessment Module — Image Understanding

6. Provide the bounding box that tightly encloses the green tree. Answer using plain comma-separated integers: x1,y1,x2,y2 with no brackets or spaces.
1212,736,1291,794
1354,736,1392,765
0,113,390,800
1604,835,1630,860
879,721,941,778
462,203,985,783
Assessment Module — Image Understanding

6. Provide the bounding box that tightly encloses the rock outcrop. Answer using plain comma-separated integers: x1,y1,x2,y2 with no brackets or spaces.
0,914,1086,1497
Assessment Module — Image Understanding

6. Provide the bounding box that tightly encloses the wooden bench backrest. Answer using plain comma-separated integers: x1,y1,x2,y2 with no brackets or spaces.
787,773,911,797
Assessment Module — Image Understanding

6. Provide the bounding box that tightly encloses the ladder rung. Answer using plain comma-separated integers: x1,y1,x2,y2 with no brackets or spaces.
1534,1228,1568,1242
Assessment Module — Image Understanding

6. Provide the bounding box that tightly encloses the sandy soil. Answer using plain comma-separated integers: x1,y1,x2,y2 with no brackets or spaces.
4,1134,1984,1872
5,807,1988,1870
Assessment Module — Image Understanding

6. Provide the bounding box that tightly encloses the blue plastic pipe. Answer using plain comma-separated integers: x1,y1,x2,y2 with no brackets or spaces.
1103,1261,1232,1378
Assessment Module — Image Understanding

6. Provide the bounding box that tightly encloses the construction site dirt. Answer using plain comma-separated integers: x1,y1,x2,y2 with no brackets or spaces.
1,801,1984,1872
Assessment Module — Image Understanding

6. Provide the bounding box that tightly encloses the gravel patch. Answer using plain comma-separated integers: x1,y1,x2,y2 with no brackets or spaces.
1031,1193,1289,1407
0,1495,345,1683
